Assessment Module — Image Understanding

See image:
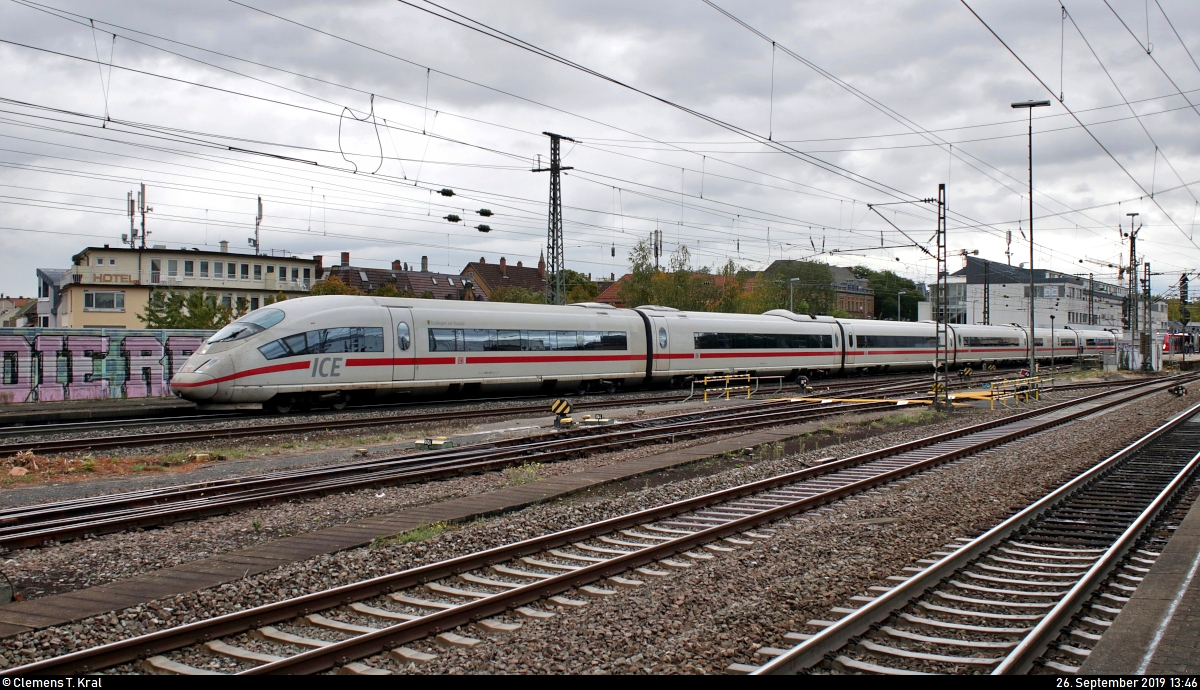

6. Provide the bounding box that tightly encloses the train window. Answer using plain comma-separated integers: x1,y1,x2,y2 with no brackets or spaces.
1059,338,1075,347
423,329,628,353
1086,339,1096,346
258,340,289,360
961,336,1020,347
397,322,410,351
209,308,286,344
496,330,522,351
463,329,495,351
526,331,551,351
1032,338,1044,346
693,332,834,349
597,332,627,350
1097,339,1115,347
658,328,668,349
856,335,937,349
555,331,580,350
429,329,459,352
259,327,384,359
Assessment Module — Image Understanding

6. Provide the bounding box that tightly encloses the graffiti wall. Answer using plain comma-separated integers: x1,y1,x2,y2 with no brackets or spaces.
0,328,214,404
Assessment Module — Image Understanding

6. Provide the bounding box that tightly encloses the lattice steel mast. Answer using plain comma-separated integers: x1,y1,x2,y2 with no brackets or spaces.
533,132,575,305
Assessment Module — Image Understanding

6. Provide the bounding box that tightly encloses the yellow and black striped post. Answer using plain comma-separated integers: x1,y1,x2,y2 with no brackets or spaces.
551,399,572,416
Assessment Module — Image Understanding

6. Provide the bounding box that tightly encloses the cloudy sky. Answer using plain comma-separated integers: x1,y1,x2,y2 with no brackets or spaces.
1,0,1198,299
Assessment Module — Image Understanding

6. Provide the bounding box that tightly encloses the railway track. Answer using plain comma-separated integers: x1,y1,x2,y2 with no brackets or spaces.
0,367,1062,457
0,397,903,550
2,375,1187,675
750,401,1200,675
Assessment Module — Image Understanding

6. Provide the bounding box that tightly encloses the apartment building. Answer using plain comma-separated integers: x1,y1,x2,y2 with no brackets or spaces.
38,243,319,329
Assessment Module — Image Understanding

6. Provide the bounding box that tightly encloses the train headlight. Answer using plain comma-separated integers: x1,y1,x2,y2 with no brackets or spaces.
194,358,219,373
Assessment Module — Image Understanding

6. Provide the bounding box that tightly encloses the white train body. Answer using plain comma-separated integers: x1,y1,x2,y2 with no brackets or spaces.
170,296,1119,409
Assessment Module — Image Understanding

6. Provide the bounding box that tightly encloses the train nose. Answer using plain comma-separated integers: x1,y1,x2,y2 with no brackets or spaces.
170,372,219,400
171,357,227,401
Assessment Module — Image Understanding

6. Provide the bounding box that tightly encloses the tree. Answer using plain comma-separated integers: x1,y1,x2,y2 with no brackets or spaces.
762,261,836,313
489,286,544,304
850,266,925,320
563,269,599,303
263,292,287,306
373,283,415,298
179,290,231,329
310,275,361,296
138,289,232,329
618,234,658,308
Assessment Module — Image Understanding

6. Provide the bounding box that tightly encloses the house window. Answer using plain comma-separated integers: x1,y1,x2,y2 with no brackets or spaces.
93,256,102,266
213,261,223,278
184,260,194,278
150,259,161,284
266,266,275,274
250,296,260,310
291,267,299,281
240,264,250,280
227,262,236,279
168,259,178,277
83,290,125,311
302,268,311,284
109,258,116,265
221,294,232,308
41,316,49,327
254,265,262,280
279,265,287,279
200,261,209,278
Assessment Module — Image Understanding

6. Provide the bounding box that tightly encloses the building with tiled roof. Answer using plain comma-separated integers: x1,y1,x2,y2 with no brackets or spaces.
319,253,485,300
460,254,548,299
596,275,631,308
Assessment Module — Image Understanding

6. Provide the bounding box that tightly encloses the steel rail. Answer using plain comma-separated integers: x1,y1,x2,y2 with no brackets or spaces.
0,367,1040,455
2,376,1181,676
753,399,1200,675
0,376,1176,549
0,396,848,522
0,379,1171,552
993,445,1200,673
0,373,1160,528
0,400,899,548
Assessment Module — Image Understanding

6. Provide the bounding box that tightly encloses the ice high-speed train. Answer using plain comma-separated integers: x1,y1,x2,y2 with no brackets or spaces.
170,296,1119,412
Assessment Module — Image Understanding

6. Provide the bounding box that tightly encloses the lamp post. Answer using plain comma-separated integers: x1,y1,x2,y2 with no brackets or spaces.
897,290,907,321
789,277,800,312
1012,99,1052,376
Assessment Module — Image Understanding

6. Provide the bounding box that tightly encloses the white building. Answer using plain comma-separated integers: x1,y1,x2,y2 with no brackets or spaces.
926,256,1167,335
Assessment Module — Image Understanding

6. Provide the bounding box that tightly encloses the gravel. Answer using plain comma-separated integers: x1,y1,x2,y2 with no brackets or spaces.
0,381,1183,672
2,396,1015,599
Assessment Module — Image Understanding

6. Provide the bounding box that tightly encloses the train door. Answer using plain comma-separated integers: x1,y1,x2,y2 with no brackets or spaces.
651,315,671,372
841,322,856,368
388,307,415,381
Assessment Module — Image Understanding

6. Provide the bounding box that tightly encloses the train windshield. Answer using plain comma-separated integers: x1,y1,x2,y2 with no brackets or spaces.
207,308,286,344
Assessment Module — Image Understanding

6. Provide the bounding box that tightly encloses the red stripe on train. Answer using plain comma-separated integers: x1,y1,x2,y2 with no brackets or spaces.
170,361,310,388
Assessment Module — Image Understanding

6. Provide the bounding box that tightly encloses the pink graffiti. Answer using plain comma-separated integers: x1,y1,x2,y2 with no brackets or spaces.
165,336,204,378
33,335,65,402
66,335,110,401
0,335,33,404
121,336,164,398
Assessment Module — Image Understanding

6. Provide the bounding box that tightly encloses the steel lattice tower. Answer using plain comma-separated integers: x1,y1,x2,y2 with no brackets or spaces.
534,132,575,305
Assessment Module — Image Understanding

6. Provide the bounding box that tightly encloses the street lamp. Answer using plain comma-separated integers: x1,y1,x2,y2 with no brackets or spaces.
789,277,800,312
897,290,907,322
1012,99,1052,376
